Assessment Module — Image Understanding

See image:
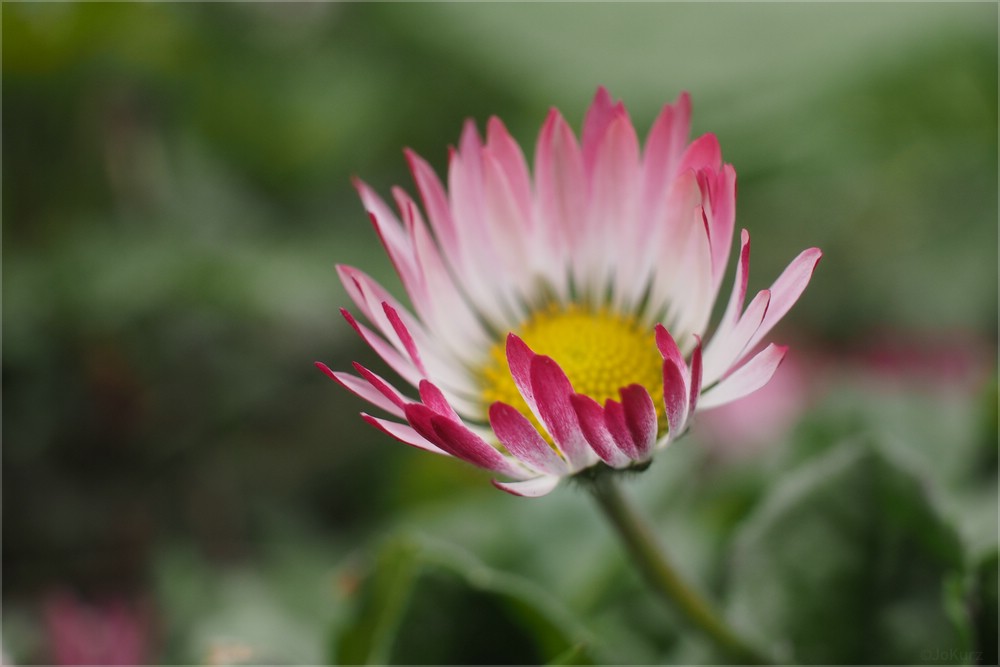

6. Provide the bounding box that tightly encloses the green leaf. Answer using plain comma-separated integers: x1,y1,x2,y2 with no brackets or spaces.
727,440,970,664
335,539,422,665
970,550,998,666
333,536,594,665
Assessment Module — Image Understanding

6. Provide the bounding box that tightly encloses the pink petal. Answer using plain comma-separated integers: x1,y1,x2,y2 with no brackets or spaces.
337,266,427,345
505,333,540,416
403,403,521,477
353,179,421,303
529,355,595,469
486,116,533,223
677,132,722,175
643,177,709,327
667,205,716,339
319,368,404,419
656,324,693,438
351,362,411,412
404,148,461,265
492,475,560,498
403,402,445,447
418,379,461,421
661,357,689,437
655,323,686,369
489,402,569,475
429,412,528,478
603,399,637,460
699,164,737,293
452,131,527,328
401,188,490,345
620,384,657,460
571,394,631,468
482,148,531,277
361,413,448,455
341,309,422,387
641,91,692,219
697,343,788,410
688,335,704,417
702,288,771,385
581,86,624,178
713,229,752,345
382,301,428,377
451,119,485,218
590,113,640,305
743,248,823,356
339,267,478,396
534,108,584,295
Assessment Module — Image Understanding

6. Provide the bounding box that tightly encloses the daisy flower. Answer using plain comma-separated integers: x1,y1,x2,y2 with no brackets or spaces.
318,88,821,497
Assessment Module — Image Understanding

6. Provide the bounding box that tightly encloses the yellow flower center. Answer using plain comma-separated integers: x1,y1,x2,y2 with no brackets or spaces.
480,304,664,431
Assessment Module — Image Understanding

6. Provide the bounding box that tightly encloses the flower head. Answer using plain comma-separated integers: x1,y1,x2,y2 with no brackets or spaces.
319,88,821,497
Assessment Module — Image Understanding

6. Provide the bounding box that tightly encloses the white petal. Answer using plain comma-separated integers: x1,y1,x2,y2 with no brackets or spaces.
492,476,561,498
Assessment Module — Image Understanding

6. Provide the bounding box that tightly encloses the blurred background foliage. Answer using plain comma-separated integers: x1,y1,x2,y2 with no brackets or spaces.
3,3,997,665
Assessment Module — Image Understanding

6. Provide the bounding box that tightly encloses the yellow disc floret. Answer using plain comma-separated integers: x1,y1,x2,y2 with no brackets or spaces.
480,304,664,434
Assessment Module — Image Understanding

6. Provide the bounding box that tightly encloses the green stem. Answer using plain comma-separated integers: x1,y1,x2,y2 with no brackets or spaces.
588,475,769,665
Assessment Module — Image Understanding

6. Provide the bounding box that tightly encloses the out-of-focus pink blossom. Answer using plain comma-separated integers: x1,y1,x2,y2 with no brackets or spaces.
43,591,152,666
697,352,811,458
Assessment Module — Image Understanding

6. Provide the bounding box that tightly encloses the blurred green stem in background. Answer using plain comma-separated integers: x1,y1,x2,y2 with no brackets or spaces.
589,476,770,665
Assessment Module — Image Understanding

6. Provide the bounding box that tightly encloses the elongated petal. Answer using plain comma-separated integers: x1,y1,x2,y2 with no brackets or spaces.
534,108,585,298
677,132,722,174
655,323,684,365
620,384,657,460
341,309,422,387
482,148,532,287
743,248,822,356
316,363,404,418
353,362,411,409
642,91,692,219
403,403,518,477
581,86,622,178
354,179,421,302
702,288,770,385
603,399,637,460
657,324,695,439
570,394,632,468
492,475,560,497
505,333,540,417
401,190,495,352
701,164,737,293
662,357,689,437
361,413,448,455
590,114,641,308
405,147,461,264
698,344,788,410
429,413,529,479
712,229,751,346
489,402,568,475
418,380,461,421
486,116,533,223
688,335,704,417
529,355,595,469
382,301,428,377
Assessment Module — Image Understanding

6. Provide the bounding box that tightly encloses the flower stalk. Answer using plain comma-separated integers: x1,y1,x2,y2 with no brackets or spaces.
588,475,769,664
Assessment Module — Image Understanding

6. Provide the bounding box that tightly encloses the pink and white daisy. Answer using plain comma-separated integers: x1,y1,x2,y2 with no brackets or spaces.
318,88,821,497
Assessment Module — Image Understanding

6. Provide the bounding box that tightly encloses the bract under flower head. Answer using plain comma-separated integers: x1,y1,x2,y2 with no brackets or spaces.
318,87,821,497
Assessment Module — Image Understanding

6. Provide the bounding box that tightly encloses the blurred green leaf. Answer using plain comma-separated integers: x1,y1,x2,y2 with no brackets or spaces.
334,536,594,665
970,550,998,666
335,539,422,665
727,440,970,664
153,537,343,665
